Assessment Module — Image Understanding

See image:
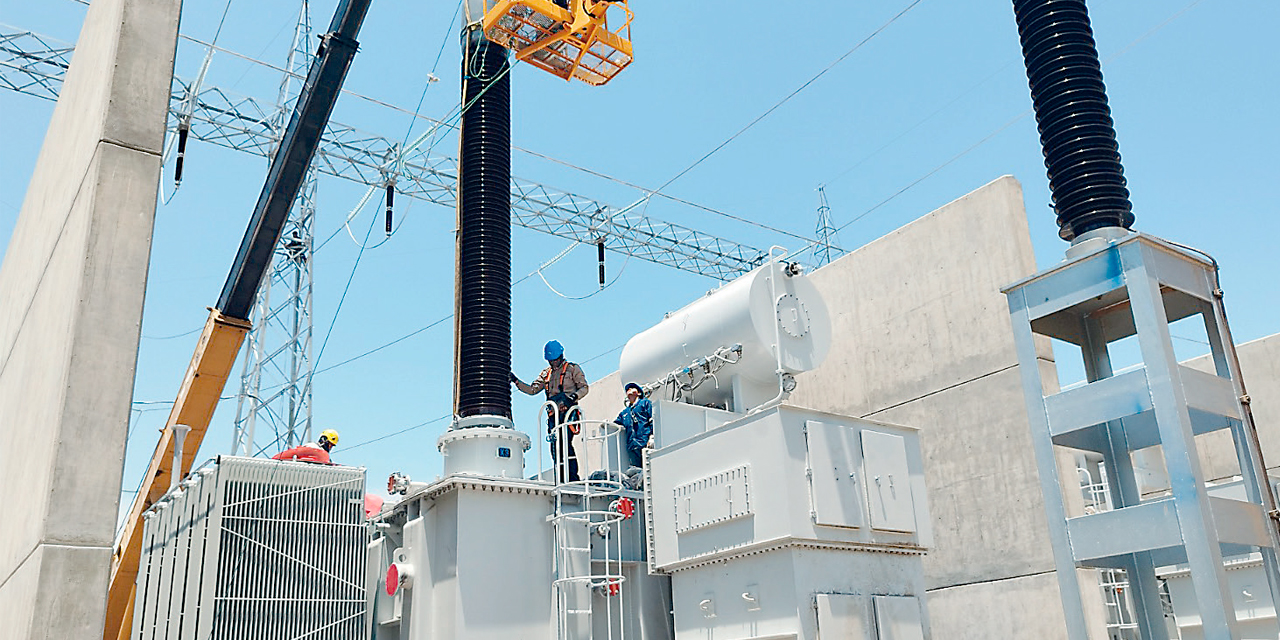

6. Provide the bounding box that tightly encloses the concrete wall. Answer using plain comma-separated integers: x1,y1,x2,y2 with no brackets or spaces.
785,175,1100,636
0,0,180,637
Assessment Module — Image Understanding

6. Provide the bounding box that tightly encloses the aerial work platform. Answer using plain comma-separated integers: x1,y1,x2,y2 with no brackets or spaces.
482,0,633,85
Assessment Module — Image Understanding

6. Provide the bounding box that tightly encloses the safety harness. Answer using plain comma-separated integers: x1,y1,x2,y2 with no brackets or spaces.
544,361,581,434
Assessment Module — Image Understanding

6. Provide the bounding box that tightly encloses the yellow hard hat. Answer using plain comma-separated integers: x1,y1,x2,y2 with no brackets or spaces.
320,429,340,446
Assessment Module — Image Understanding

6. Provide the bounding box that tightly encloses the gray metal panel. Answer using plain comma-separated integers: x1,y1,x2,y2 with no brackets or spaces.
1180,366,1241,421
1207,497,1272,549
862,431,915,533
673,465,753,534
815,593,871,639
1066,500,1183,562
1045,368,1150,437
805,421,866,529
151,500,177,639
132,511,159,640
1020,248,1126,340
1139,241,1214,303
871,596,925,640
168,484,196,639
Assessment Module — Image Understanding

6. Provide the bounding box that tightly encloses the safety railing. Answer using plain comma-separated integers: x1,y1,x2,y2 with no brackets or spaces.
536,401,632,640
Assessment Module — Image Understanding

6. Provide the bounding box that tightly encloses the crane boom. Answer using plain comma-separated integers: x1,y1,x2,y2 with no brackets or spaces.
101,2,373,638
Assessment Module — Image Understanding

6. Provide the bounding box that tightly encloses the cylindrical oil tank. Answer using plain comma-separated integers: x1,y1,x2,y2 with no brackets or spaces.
619,261,831,400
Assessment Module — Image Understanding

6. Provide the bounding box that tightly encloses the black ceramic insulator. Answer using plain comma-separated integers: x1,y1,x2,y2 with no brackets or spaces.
385,183,394,235
597,240,606,287
456,29,513,420
175,124,189,184
1012,0,1134,241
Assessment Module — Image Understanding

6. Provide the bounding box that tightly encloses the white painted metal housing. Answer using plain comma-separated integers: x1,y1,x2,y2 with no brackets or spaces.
131,456,369,640
645,403,932,639
367,475,675,640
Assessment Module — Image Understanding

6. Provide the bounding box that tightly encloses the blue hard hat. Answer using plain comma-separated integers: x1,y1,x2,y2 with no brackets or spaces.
544,340,564,361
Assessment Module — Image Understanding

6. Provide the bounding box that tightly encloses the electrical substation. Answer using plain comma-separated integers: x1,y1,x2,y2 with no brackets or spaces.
2,0,1279,639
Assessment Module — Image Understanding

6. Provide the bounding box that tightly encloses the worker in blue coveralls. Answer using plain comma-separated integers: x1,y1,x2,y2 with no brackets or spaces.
613,382,653,469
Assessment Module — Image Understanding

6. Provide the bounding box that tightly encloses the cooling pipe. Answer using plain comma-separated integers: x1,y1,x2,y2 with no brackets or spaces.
454,28,513,420
1012,0,1134,241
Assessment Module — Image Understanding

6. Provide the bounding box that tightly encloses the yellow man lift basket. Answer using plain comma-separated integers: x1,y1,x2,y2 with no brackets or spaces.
482,0,633,86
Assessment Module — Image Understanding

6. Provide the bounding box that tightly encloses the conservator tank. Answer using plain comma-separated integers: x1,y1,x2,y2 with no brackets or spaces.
619,259,831,409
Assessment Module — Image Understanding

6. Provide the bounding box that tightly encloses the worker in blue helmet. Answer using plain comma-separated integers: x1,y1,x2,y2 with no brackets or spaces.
612,382,653,469
512,340,590,483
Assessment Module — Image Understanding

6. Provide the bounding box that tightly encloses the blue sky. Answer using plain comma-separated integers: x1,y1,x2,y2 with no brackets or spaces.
2,0,1277,502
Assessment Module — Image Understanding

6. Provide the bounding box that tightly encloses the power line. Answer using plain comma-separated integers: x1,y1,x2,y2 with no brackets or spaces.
814,0,1203,244
345,414,452,451
642,0,923,203
170,26,791,241
401,1,461,146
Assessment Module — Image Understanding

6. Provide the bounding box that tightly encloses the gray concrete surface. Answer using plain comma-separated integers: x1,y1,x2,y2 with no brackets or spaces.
927,570,1110,640
788,176,1107,635
0,0,180,636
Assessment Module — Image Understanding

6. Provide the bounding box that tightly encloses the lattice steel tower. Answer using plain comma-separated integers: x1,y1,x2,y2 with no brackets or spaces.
231,2,318,455
814,186,841,267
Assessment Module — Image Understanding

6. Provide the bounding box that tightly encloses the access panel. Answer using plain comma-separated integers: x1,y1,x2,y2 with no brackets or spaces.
805,421,866,529
815,593,872,639
861,430,916,533
872,595,925,640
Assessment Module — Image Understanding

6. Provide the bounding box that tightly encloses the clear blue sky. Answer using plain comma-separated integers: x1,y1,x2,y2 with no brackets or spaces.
2,0,1277,503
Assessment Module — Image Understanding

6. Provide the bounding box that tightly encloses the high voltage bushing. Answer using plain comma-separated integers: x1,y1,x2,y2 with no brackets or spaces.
1012,0,1134,241
456,28,513,419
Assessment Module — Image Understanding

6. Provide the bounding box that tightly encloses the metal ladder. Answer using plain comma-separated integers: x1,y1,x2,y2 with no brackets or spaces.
545,406,630,640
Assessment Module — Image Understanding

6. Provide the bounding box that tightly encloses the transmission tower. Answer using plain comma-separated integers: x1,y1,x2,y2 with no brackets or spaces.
231,2,317,455
814,186,842,267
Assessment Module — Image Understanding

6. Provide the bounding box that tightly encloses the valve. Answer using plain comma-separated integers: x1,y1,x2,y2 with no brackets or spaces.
388,472,411,495
609,496,635,519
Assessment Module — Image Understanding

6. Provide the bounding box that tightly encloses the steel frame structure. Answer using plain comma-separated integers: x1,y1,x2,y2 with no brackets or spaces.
1004,232,1280,639
229,3,318,456
813,186,842,267
0,25,767,281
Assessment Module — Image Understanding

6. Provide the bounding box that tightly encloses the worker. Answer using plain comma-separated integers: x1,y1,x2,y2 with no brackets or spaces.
271,429,340,465
512,340,589,482
612,382,652,469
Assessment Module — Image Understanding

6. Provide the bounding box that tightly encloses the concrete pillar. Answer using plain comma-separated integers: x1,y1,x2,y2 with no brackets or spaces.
0,0,180,637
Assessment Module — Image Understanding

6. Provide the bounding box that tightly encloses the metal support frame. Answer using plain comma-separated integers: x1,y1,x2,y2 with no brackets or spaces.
0,25,766,281
232,2,318,454
813,186,842,267
1003,232,1280,639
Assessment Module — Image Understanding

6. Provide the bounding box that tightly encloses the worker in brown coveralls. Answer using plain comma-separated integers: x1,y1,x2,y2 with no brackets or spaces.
512,340,589,483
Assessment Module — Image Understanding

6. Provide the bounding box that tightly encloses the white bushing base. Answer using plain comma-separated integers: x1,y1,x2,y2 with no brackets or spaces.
438,425,531,479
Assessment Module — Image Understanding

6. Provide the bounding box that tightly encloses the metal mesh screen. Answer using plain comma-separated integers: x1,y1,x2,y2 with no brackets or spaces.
132,456,368,640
